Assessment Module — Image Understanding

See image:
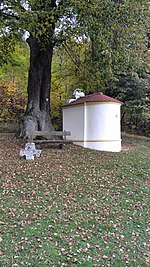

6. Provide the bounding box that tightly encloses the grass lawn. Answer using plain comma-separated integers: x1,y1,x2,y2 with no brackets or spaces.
0,133,150,267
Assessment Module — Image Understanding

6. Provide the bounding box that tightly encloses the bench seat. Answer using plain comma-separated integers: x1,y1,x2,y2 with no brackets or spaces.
26,130,72,148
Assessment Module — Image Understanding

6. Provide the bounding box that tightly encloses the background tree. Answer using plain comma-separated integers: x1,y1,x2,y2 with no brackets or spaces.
0,81,27,123
0,41,28,124
0,41,29,91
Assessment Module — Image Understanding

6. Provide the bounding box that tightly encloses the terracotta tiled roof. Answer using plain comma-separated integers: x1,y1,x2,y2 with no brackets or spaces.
64,92,123,106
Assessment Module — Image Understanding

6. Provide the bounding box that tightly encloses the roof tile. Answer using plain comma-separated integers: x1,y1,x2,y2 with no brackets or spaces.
64,92,123,106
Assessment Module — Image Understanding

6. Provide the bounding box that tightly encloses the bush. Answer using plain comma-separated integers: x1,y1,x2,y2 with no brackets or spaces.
0,81,27,123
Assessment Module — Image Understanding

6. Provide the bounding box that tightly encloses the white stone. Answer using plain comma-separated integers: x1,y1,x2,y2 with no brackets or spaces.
73,89,85,99
20,142,42,160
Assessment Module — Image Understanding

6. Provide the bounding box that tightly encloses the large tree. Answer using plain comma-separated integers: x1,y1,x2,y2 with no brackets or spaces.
0,0,77,136
0,0,148,136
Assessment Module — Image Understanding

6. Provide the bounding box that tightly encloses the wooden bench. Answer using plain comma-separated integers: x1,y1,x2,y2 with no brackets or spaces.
26,130,72,148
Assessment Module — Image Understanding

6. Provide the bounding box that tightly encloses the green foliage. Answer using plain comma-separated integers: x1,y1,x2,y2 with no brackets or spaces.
106,72,150,136
1,0,148,76
72,0,149,85
0,81,27,123
50,91,67,130
0,42,29,92
0,41,29,122
51,0,149,93
0,35,16,65
52,40,98,94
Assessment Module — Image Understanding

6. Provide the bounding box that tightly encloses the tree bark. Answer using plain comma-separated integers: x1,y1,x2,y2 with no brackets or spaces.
19,35,54,137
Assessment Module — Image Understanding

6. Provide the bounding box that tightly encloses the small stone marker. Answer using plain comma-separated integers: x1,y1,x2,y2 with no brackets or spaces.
20,142,42,160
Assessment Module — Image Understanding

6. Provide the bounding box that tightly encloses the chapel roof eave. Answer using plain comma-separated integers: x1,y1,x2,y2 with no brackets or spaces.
63,92,124,107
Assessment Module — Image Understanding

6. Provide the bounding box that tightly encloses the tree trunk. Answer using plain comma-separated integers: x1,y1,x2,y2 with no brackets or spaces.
19,35,54,137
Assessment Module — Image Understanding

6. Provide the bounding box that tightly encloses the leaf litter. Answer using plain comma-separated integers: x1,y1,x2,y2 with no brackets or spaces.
0,133,150,266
